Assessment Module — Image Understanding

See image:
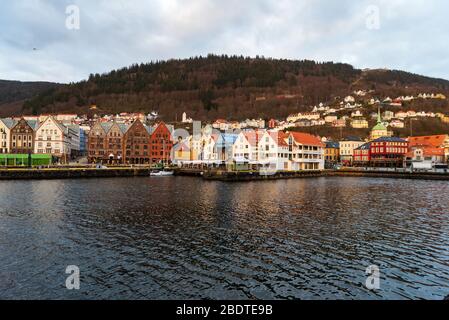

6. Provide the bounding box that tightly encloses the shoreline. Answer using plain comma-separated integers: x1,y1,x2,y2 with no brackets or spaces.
0,167,448,181
0,167,153,180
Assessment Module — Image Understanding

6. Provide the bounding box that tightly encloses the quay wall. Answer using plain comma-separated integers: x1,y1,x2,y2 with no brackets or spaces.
327,169,449,181
1,168,448,181
176,168,449,181
0,168,152,180
202,170,324,181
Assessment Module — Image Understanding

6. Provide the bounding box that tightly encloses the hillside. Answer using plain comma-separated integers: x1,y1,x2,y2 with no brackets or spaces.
0,80,60,117
4,55,449,121
291,118,449,141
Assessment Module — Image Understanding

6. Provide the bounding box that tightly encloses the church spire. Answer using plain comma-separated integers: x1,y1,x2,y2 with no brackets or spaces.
377,106,382,124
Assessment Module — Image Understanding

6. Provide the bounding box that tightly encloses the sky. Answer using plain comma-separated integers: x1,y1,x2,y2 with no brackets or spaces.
0,0,448,83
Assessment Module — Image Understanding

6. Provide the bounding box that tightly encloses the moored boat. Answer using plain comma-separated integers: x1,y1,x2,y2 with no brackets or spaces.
150,169,174,176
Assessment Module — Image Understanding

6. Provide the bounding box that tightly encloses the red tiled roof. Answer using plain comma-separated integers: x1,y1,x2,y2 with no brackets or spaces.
423,147,444,156
268,131,289,147
289,132,324,147
408,135,449,148
244,131,263,146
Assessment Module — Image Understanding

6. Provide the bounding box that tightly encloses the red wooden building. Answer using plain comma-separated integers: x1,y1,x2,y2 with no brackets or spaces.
123,120,151,164
369,137,409,167
150,122,173,164
353,142,371,165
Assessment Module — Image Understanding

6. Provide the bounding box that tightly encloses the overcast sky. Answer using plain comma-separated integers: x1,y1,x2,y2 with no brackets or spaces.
1,0,448,83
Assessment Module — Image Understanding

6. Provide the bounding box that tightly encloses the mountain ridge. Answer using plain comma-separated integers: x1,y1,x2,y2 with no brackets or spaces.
1,55,448,120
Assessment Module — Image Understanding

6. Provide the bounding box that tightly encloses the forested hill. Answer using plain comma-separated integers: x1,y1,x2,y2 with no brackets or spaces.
0,80,60,104
0,80,60,116
6,55,449,120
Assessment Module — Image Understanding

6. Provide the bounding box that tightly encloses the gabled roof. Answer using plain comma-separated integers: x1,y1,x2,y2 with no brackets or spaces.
10,117,39,131
289,132,324,147
107,122,130,135
26,119,40,131
151,122,172,137
90,121,107,134
36,116,67,133
0,118,16,129
216,133,238,147
100,122,113,133
243,131,263,147
123,119,151,137
118,123,129,134
268,131,289,147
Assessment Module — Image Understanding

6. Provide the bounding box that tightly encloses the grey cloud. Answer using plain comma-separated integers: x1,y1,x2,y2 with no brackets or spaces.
0,0,448,83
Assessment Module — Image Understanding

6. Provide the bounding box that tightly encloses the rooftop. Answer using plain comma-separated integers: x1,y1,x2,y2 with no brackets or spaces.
372,137,407,143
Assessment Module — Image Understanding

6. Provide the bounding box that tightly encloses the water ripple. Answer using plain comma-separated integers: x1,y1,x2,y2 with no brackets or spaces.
0,177,448,300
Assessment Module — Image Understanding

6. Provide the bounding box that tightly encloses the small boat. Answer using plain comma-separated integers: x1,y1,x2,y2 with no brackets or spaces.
150,170,174,176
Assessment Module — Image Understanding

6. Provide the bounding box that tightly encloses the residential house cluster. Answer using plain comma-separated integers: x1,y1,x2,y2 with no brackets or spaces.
324,108,449,168
174,128,325,172
211,118,266,131
279,91,448,133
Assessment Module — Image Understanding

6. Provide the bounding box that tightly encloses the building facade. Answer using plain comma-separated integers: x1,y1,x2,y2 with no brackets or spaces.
10,118,37,154
325,141,340,168
123,120,151,164
233,131,262,162
88,122,111,163
288,132,325,171
407,135,449,163
105,122,128,164
353,142,372,165
258,131,290,171
0,118,15,154
369,137,409,167
150,122,173,164
351,118,369,129
34,116,70,162
339,136,365,165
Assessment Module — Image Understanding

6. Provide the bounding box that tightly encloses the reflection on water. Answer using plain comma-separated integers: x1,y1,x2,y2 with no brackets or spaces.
0,177,448,300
